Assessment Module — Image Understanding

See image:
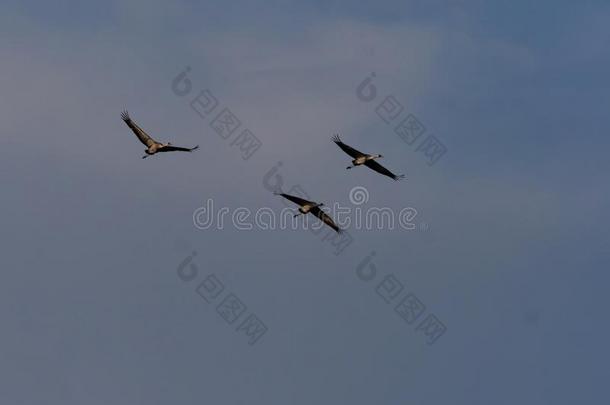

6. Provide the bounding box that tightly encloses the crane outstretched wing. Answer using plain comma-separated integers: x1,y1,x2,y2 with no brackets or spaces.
159,145,199,153
310,206,342,233
274,192,314,207
332,135,366,159
121,111,156,147
364,159,405,181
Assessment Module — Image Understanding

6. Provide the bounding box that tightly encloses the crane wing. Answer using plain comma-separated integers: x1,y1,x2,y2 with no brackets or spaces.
332,135,366,159
121,111,156,148
275,192,315,207
310,206,342,233
159,145,199,153
363,159,405,181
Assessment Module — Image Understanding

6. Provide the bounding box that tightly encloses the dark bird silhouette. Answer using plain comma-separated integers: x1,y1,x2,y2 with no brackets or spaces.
332,135,405,181
275,192,342,233
121,111,199,159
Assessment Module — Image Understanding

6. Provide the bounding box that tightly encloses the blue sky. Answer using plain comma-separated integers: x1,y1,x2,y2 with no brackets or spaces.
1,1,609,404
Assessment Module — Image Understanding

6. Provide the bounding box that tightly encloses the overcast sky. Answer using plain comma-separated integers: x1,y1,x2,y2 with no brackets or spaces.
1,1,609,404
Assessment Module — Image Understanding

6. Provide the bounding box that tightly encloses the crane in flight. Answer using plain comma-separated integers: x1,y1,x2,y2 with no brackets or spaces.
275,192,342,233
121,111,199,159
332,135,404,181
